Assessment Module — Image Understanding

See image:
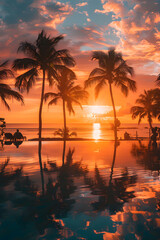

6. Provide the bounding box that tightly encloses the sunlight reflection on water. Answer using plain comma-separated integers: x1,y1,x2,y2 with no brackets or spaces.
92,123,101,141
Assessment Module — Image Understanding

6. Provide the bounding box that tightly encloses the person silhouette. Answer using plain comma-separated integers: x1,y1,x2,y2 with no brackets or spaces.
13,129,23,141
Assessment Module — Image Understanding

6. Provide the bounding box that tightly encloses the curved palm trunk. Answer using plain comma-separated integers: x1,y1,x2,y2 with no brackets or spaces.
38,69,45,195
148,112,153,131
109,83,117,141
109,140,117,185
39,69,45,140
62,99,67,165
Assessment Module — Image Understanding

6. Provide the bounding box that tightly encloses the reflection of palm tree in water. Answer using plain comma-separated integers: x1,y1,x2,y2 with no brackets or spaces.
13,148,87,236
109,140,119,184
54,128,77,164
131,140,160,174
0,158,22,216
85,140,137,213
38,140,45,195
14,175,62,237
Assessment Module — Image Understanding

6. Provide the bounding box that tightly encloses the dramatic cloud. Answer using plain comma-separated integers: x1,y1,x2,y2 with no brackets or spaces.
94,0,160,74
0,0,159,123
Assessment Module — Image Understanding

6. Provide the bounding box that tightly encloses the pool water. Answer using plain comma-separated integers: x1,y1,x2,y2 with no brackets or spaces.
0,140,160,239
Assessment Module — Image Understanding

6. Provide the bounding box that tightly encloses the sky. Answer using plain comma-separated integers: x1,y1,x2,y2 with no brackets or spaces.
0,0,160,124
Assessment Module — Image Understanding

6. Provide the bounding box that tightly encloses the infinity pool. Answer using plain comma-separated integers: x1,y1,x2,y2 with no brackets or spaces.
0,140,160,239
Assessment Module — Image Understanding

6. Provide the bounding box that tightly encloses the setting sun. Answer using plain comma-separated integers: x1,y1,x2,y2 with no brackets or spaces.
83,105,121,119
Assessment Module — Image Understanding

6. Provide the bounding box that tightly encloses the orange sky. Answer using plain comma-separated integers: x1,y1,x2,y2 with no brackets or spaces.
1,0,160,125
2,73,158,124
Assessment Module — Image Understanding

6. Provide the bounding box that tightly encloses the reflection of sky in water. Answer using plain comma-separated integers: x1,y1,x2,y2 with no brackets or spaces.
0,140,160,239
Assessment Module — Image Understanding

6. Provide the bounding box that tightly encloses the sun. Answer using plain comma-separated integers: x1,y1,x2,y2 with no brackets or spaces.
83,105,121,119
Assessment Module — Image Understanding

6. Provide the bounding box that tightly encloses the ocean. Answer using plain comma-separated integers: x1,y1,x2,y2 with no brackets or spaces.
5,122,160,140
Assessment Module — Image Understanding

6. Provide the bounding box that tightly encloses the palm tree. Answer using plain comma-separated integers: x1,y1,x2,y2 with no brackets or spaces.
54,127,77,139
13,30,75,195
131,141,160,173
85,48,136,140
13,30,75,140
54,127,77,164
44,67,88,137
0,60,23,110
85,164,137,214
131,89,160,130
44,67,88,164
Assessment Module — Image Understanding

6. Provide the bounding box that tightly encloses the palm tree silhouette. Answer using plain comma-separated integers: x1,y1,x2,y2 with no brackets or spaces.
54,127,77,139
84,140,136,213
44,67,88,136
13,31,75,194
44,67,88,163
85,48,136,140
0,60,23,110
54,128,77,164
0,157,22,210
85,165,136,214
131,141,160,174
13,30,75,140
131,89,160,130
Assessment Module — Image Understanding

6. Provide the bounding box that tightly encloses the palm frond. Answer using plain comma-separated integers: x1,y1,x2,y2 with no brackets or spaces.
46,65,59,86
54,65,76,81
0,69,14,80
85,76,105,88
0,84,24,108
69,131,77,137
66,100,75,114
52,35,64,45
15,68,38,92
44,92,59,102
130,106,145,119
48,97,60,106
0,95,10,110
18,41,39,59
89,68,106,77
51,50,75,67
95,79,106,99
92,51,107,69
13,58,38,70
0,60,9,68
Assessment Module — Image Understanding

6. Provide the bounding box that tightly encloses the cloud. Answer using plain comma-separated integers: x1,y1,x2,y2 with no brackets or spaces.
95,0,126,17
96,0,160,74
0,0,74,61
76,2,88,7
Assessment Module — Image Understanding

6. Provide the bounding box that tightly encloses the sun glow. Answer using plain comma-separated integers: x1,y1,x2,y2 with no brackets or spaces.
92,123,101,141
83,105,121,119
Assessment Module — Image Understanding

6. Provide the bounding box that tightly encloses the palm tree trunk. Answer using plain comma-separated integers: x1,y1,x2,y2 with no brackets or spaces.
38,144,45,195
109,140,117,185
148,113,153,131
62,99,67,164
109,83,117,141
63,99,67,135
38,69,45,195
39,69,45,140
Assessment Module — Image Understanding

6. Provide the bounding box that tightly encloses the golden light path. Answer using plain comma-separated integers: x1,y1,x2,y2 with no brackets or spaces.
93,123,101,141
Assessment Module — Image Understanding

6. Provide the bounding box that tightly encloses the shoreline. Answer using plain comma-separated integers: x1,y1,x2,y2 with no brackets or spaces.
28,137,149,142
